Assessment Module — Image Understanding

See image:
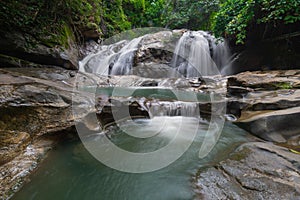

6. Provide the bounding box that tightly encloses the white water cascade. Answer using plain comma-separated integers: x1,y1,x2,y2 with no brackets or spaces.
79,30,232,77
145,101,200,118
79,37,143,75
171,31,231,77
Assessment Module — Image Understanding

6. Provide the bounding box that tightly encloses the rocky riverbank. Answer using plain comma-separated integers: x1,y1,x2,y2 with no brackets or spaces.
0,67,300,199
0,68,96,199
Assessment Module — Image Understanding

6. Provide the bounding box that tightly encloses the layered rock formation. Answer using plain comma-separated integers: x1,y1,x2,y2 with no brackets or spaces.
0,68,96,198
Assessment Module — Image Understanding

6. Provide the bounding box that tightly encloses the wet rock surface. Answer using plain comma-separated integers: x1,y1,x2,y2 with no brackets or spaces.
135,30,181,65
0,138,54,200
194,142,300,200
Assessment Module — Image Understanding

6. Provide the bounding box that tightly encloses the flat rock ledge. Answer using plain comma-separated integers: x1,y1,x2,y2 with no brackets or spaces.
226,70,300,151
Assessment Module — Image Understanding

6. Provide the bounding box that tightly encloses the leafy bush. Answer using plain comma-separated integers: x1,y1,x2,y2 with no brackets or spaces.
214,0,300,44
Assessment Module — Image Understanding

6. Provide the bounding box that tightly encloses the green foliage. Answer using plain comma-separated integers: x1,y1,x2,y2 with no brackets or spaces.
1,0,299,47
214,0,300,44
0,0,100,46
161,0,220,30
102,0,131,35
214,0,255,44
144,0,166,27
258,0,300,24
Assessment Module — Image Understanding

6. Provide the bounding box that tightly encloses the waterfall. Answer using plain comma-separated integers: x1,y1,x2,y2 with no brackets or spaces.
171,31,231,77
145,101,200,118
79,30,231,77
79,37,143,75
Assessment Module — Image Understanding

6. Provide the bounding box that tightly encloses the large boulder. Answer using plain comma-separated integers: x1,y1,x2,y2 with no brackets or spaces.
237,107,300,143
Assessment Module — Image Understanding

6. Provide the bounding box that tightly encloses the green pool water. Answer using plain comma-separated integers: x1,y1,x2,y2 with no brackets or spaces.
13,118,251,200
85,87,222,102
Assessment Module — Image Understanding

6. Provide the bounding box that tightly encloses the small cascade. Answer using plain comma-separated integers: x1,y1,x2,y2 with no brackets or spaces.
145,101,200,118
171,31,231,77
79,37,143,75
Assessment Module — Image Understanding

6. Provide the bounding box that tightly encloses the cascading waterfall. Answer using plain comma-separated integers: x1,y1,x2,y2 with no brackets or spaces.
79,37,143,75
79,30,232,77
144,101,200,118
171,31,231,77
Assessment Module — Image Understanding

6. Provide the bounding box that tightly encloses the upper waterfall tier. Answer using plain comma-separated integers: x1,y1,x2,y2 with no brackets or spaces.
171,31,231,77
79,30,232,77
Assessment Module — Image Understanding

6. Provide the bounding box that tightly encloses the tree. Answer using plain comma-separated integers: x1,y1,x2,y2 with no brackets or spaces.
214,0,300,44
162,0,220,30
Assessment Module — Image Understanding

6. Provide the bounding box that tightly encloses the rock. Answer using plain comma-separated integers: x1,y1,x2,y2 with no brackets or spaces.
96,100,150,129
0,138,54,200
0,131,30,165
133,63,174,78
227,86,254,97
82,29,101,41
135,30,183,65
236,107,300,143
0,31,79,70
225,70,300,147
0,68,98,197
194,142,300,200
0,54,54,68
228,70,300,90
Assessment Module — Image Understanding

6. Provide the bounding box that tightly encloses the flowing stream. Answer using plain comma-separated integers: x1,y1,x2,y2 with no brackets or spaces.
12,30,245,199
13,119,251,200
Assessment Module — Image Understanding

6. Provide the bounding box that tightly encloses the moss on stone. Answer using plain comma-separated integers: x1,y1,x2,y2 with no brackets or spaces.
273,82,293,89
229,147,251,161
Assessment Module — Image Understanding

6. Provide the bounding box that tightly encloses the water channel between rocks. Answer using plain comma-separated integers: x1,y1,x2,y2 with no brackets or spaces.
12,29,252,199
13,118,252,200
